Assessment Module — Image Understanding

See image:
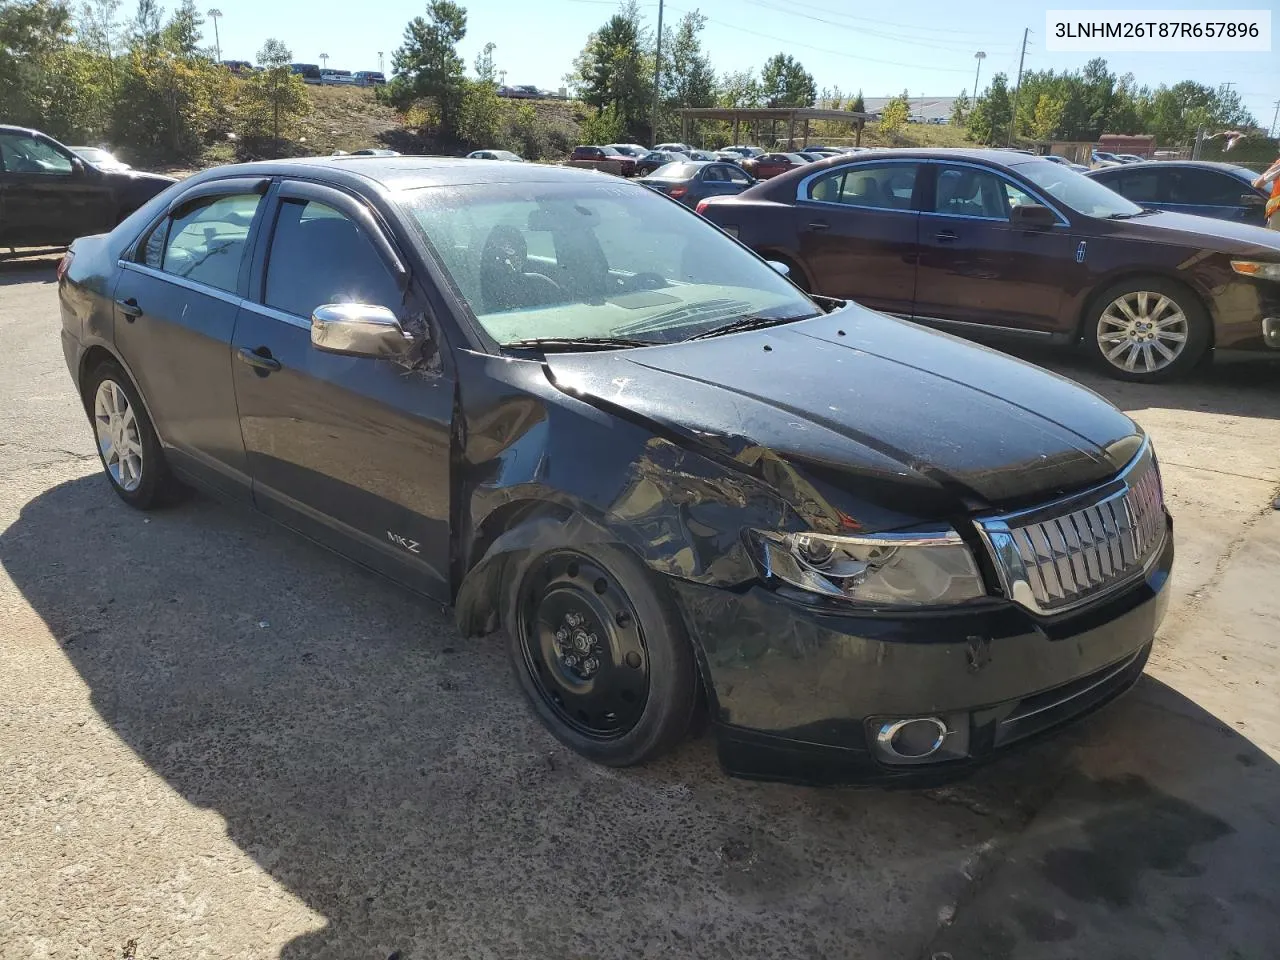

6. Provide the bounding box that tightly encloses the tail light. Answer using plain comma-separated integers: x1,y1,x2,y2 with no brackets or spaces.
695,200,710,214
56,250,74,282
670,186,687,198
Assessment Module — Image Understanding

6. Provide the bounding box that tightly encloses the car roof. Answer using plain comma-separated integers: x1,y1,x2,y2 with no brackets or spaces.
178,155,627,193
0,124,44,137
1088,160,1253,176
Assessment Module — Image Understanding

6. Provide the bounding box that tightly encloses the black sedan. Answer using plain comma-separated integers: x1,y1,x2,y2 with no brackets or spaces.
1087,161,1269,226
637,161,756,207
58,157,1172,785
1,125,174,249
698,148,1280,381
634,150,688,176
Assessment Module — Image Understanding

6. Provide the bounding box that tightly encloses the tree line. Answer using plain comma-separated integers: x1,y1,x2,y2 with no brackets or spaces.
959,59,1256,147
1,0,311,162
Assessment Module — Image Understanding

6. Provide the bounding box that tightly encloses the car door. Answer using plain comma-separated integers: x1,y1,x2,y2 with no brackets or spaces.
112,177,268,499
0,131,113,246
231,180,455,598
912,162,1076,335
1165,167,1262,223
794,160,922,311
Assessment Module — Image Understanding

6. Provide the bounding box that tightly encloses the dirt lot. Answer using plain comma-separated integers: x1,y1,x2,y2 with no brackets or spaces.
2,255,1279,959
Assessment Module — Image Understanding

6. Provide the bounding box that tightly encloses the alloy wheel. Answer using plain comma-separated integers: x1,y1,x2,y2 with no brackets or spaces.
94,379,144,492
1096,291,1189,375
516,551,651,740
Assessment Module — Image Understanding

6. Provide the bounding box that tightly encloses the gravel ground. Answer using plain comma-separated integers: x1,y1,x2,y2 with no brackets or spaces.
2,254,1279,959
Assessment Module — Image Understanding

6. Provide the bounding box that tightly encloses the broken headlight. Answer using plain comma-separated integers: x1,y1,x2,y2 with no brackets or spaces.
749,529,987,606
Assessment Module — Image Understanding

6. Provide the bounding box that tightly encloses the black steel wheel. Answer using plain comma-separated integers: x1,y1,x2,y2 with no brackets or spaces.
503,540,697,766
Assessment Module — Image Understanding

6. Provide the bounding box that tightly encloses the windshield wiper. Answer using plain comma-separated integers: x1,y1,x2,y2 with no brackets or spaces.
503,336,657,353
684,313,815,341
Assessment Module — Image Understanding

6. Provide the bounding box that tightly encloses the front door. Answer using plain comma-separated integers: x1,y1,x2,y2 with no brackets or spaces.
913,162,1075,335
0,131,113,246
112,179,268,499
795,160,922,311
231,182,455,598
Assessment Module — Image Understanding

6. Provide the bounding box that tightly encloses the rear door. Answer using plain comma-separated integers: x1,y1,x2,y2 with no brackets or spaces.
912,162,1075,335
231,180,455,598
112,177,268,499
794,160,922,311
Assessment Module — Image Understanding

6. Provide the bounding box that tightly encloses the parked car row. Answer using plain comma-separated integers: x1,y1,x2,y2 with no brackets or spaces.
696,148,1280,382
57,152,1187,786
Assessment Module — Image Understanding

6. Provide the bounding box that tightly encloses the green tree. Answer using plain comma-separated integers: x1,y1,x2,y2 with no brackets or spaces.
878,89,910,137
848,89,865,114
1029,92,1066,140
967,72,1012,144
662,11,715,110
568,1,651,141
160,0,200,56
390,0,467,131
237,37,309,155
473,40,496,83
718,69,761,108
759,52,814,107
951,89,970,125
456,78,503,146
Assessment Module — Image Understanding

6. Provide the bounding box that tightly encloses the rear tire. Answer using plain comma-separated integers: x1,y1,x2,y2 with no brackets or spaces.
1084,277,1210,382
84,360,175,509
501,536,698,767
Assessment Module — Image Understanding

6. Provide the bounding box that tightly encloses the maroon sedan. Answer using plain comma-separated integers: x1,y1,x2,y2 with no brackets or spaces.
698,148,1280,382
569,145,637,176
745,152,810,179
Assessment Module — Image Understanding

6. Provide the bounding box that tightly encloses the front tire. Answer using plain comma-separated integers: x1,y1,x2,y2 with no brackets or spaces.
1085,277,1210,382
502,540,698,767
84,361,175,509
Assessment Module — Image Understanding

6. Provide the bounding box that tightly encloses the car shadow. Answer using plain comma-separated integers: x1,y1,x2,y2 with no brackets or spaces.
3,476,1277,957
999,341,1280,421
0,253,59,286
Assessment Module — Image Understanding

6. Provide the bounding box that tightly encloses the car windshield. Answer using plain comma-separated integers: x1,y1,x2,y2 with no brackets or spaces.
650,163,700,179
1014,159,1144,218
599,146,621,156
400,180,817,347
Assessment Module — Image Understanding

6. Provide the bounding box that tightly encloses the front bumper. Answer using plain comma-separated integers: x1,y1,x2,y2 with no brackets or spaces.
1212,279,1280,352
669,522,1173,786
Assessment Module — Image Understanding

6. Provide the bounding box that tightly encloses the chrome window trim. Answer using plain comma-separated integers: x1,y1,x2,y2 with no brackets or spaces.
118,260,242,306
239,300,312,331
928,159,1071,226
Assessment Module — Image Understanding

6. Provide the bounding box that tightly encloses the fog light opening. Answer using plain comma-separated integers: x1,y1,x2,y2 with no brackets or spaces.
876,717,949,760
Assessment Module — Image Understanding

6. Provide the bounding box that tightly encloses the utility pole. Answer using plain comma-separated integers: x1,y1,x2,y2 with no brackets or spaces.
971,50,985,99
377,51,384,73
1008,28,1029,146
207,8,221,62
1270,99,1279,138
651,0,664,145
320,52,329,70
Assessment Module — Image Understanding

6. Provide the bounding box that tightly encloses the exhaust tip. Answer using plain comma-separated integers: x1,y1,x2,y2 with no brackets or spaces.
875,717,950,760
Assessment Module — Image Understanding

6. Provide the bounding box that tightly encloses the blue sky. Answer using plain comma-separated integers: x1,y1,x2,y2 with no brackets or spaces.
205,0,1279,129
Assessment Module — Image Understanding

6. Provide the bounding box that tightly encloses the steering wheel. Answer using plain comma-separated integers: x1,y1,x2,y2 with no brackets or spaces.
618,272,669,292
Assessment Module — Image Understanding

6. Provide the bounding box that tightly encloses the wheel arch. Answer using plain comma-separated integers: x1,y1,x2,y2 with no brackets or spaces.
753,248,813,293
1076,270,1216,347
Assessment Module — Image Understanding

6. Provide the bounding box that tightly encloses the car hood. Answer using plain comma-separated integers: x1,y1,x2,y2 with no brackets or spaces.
1122,210,1280,254
544,305,1142,527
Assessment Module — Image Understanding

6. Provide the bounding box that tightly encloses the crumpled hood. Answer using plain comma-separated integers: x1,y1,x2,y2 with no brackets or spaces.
545,305,1143,524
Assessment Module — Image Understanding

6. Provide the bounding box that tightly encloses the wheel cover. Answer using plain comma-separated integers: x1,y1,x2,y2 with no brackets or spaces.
1097,290,1189,374
516,551,651,740
93,379,144,492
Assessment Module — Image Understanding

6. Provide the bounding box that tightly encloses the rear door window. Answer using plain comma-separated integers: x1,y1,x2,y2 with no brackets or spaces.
157,193,262,293
807,163,920,211
263,199,402,319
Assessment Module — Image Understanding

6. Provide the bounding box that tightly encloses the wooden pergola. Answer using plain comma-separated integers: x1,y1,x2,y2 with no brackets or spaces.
676,107,871,149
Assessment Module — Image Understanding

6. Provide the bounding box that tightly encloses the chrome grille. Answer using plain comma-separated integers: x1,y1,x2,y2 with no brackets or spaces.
978,444,1166,615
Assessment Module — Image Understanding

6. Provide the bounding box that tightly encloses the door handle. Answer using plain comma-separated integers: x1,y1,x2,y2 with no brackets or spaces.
237,347,282,374
116,297,142,320
935,230,958,243
807,220,831,231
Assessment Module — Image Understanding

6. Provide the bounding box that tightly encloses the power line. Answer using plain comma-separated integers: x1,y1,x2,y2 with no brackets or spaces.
742,0,1005,39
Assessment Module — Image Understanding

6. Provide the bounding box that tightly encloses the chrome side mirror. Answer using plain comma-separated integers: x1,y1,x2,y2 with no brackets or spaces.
311,303,411,358
767,260,790,277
